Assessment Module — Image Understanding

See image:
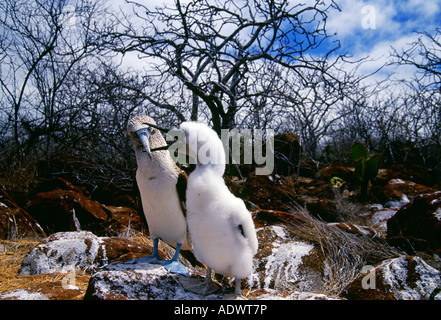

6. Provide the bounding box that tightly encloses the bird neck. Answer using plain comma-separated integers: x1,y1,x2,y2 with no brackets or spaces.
135,149,177,175
195,162,225,177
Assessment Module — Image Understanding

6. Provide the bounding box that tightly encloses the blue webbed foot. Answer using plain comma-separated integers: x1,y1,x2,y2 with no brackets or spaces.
159,242,189,276
124,239,190,276
125,238,162,265
159,260,190,277
124,255,162,264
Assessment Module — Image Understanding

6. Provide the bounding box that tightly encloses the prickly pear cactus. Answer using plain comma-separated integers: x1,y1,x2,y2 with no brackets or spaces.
350,142,381,199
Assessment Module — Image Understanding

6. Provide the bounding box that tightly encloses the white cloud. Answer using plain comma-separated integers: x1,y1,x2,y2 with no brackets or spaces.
327,0,401,39
324,0,440,87
111,0,438,91
400,0,440,17
328,0,440,46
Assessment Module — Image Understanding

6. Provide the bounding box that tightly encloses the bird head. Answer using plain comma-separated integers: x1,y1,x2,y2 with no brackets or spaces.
127,115,167,159
179,122,226,173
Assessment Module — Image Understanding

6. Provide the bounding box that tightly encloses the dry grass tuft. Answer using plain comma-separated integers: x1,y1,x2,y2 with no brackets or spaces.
0,239,40,290
0,239,91,300
0,232,194,300
283,205,403,295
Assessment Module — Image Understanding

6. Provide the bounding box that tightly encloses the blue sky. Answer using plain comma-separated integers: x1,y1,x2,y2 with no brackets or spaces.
328,0,440,51
325,0,441,81
114,0,440,85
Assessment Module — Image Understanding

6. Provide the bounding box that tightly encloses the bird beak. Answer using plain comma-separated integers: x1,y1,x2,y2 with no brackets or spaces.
135,128,152,159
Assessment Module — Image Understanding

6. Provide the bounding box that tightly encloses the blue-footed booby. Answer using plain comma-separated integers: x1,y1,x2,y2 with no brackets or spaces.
180,122,259,295
127,115,190,276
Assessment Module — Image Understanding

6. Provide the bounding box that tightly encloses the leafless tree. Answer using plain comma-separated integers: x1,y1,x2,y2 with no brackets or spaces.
393,29,441,145
0,0,106,154
271,61,365,158
392,28,441,90
101,0,347,133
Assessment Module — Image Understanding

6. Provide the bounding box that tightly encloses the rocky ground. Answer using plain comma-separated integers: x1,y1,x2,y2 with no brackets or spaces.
1,153,441,300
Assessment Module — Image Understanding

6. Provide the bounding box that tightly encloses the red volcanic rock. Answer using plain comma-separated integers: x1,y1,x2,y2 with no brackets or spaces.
102,205,146,235
32,177,87,196
0,189,46,240
386,164,438,187
374,178,436,204
341,256,441,300
387,192,441,253
251,209,309,228
19,231,156,276
244,174,297,210
26,190,108,235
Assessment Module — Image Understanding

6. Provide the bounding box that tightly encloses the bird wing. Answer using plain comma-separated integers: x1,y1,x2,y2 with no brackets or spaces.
230,200,259,255
176,169,188,217
240,216,259,255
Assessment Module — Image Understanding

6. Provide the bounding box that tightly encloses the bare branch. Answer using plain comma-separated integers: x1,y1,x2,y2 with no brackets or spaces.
100,0,346,132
